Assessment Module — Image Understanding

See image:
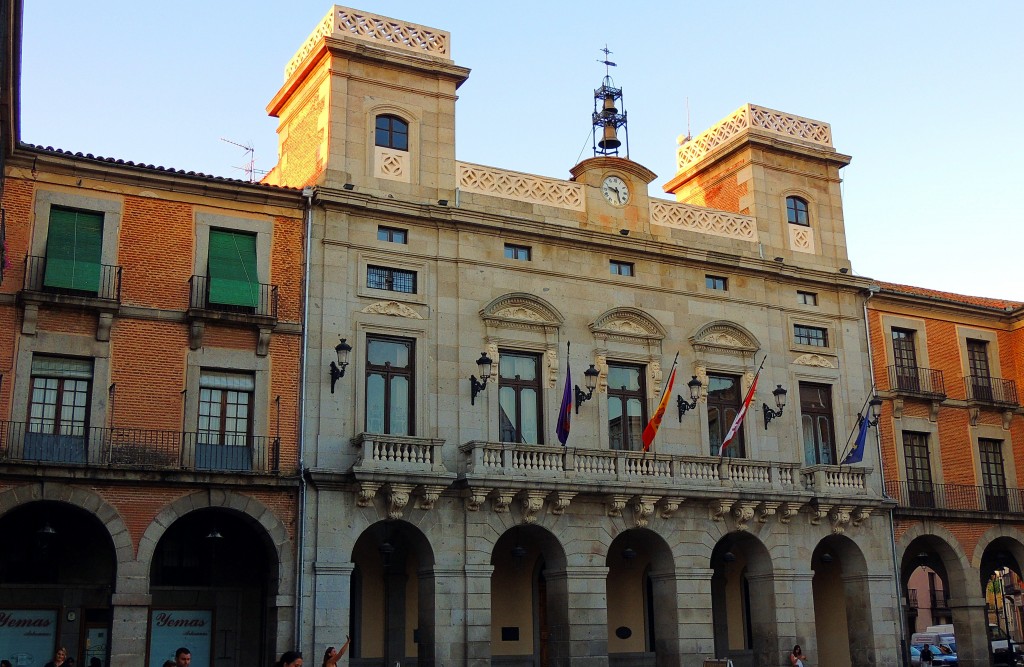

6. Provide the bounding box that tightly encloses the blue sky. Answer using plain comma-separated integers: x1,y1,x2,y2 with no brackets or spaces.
20,2,1023,300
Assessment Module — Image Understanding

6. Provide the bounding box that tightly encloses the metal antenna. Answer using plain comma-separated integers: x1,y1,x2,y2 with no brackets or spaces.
220,137,260,182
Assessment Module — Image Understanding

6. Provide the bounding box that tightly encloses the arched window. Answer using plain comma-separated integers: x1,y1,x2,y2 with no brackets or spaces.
375,114,409,151
786,196,809,226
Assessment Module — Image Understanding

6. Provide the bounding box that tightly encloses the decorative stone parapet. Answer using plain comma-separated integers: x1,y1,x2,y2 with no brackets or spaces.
676,103,833,172
456,162,586,211
802,464,873,496
286,6,451,78
650,200,758,242
352,433,448,473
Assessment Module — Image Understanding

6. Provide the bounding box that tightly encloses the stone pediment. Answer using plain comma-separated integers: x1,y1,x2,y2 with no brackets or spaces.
590,308,666,343
793,353,836,368
481,293,563,333
690,320,760,357
361,300,424,319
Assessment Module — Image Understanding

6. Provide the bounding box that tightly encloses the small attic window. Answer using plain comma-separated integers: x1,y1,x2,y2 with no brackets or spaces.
786,196,809,226
375,115,409,151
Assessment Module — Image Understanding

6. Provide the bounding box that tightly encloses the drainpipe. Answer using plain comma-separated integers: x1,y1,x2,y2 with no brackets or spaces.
295,186,315,648
863,285,908,667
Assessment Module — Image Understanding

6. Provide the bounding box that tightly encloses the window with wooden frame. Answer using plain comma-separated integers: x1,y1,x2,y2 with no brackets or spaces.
375,114,409,151
799,382,836,464
365,336,414,435
198,370,254,447
794,324,828,347
497,351,542,444
786,196,809,226
979,438,1008,512
903,431,934,508
607,363,646,451
707,374,745,457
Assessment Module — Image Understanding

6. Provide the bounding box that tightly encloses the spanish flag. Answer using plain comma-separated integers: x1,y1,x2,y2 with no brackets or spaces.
641,353,678,452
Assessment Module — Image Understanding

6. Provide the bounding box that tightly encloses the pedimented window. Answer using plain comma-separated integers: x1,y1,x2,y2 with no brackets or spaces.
480,293,563,334
689,320,760,358
589,308,666,345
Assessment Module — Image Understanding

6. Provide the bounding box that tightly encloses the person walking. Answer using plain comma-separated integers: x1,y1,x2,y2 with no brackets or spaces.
274,635,350,667
920,643,934,666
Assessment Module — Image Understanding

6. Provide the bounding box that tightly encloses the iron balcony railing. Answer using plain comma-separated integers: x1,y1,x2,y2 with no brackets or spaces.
929,589,951,611
907,588,919,608
0,420,282,474
886,480,1023,513
965,375,1019,407
886,365,946,398
23,255,122,301
188,274,278,319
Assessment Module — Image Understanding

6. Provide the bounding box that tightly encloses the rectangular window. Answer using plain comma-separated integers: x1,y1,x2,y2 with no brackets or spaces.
705,275,727,291
980,439,1008,512
367,265,417,294
503,243,531,261
498,351,542,444
799,383,835,464
197,370,254,471
903,432,934,508
610,260,634,277
365,336,414,435
26,355,93,463
967,338,992,401
377,226,407,244
707,374,745,457
797,291,818,306
207,228,259,308
607,363,646,450
794,325,828,347
44,207,103,293
892,328,920,392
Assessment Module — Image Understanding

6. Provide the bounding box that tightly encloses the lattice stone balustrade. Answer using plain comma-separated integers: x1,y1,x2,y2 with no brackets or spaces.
676,103,834,172
650,200,758,242
456,162,586,211
286,5,451,79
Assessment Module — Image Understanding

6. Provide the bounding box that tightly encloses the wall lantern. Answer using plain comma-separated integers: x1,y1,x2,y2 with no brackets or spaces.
676,375,703,421
329,337,353,394
863,395,883,427
762,384,788,429
470,352,493,405
574,364,601,414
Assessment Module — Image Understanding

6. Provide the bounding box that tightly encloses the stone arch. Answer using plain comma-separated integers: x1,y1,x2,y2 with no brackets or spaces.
812,534,873,667
590,307,667,343
0,482,134,577
896,522,973,586
480,292,564,331
971,525,1024,569
138,489,293,595
690,320,762,356
710,530,777,665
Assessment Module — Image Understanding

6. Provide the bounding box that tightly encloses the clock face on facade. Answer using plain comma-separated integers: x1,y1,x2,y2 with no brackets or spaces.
601,175,630,206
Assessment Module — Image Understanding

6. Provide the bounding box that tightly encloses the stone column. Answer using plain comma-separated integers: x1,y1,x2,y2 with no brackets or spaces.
547,564,610,666
842,572,901,667
757,569,812,667
463,563,493,667
949,596,992,667
312,563,352,663
425,567,466,667
109,560,151,667
667,567,716,665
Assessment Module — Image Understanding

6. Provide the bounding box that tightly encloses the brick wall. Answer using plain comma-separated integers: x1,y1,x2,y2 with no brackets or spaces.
121,195,194,310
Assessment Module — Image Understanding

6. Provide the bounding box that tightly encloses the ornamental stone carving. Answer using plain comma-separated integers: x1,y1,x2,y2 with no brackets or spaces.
466,488,488,511
493,306,544,322
417,485,445,510
758,501,781,523
606,494,629,517
550,491,575,515
660,497,684,518
829,506,853,534
778,502,800,524
852,507,873,526
632,496,660,528
361,300,424,319
385,483,414,519
481,293,563,333
690,320,760,357
591,308,667,344
492,489,514,513
732,501,757,531
793,353,836,368
520,490,546,524
810,502,832,526
709,499,732,522
357,482,381,507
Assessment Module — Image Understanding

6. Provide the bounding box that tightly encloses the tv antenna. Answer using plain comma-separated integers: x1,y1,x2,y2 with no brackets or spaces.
220,138,266,182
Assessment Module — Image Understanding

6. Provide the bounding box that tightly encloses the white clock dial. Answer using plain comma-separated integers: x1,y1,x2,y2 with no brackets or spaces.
601,176,629,206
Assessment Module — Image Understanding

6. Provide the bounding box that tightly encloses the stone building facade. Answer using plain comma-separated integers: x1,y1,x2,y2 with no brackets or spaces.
0,89,306,667
266,7,901,667
867,283,1024,667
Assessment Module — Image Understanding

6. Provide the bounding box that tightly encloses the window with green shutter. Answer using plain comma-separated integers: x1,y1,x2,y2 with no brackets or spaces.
207,229,258,308
43,207,103,293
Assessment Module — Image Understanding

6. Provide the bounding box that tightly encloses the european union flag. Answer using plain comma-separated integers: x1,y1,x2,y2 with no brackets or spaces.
842,414,871,464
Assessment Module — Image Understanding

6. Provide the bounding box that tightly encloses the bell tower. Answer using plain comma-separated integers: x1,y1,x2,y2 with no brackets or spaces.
592,47,628,157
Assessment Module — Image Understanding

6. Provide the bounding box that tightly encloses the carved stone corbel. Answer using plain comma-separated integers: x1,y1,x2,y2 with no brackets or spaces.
709,499,732,522
732,501,757,531
929,400,940,422
356,482,381,507
893,398,904,419
757,501,781,523
417,485,446,510
810,502,832,526
969,407,980,426
631,495,660,528
1004,410,1014,431
606,494,629,517
257,327,272,357
520,490,546,524
189,320,204,350
660,497,684,518
852,506,873,526
549,491,576,515
21,303,39,335
829,506,854,534
466,488,488,511
546,347,558,389
492,489,514,513
97,312,114,342
385,483,414,520
778,502,800,524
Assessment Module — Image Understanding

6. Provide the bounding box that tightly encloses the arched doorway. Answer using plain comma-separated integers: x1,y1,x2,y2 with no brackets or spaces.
812,535,872,667
0,500,116,667
148,507,276,667
350,520,435,665
606,528,678,666
979,538,1024,666
711,533,777,667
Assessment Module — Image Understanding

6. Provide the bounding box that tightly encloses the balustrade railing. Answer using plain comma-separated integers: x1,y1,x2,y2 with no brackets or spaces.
188,274,278,319
966,375,1019,406
886,365,946,398
0,420,281,474
352,433,448,473
23,255,122,301
886,480,1024,513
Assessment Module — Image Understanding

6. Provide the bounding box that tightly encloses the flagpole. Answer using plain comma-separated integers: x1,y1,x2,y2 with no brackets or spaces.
837,391,873,464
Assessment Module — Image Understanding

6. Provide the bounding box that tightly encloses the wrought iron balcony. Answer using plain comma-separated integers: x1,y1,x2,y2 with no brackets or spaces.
885,480,1023,513
886,365,946,399
907,588,919,608
188,274,278,319
0,420,282,474
929,589,951,611
965,375,1019,407
22,255,122,302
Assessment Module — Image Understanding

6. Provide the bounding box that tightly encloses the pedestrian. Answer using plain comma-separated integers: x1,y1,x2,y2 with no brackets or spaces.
44,647,68,667
174,648,191,667
920,643,934,666
163,661,175,667
273,634,350,667
790,644,807,667
2,659,13,667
